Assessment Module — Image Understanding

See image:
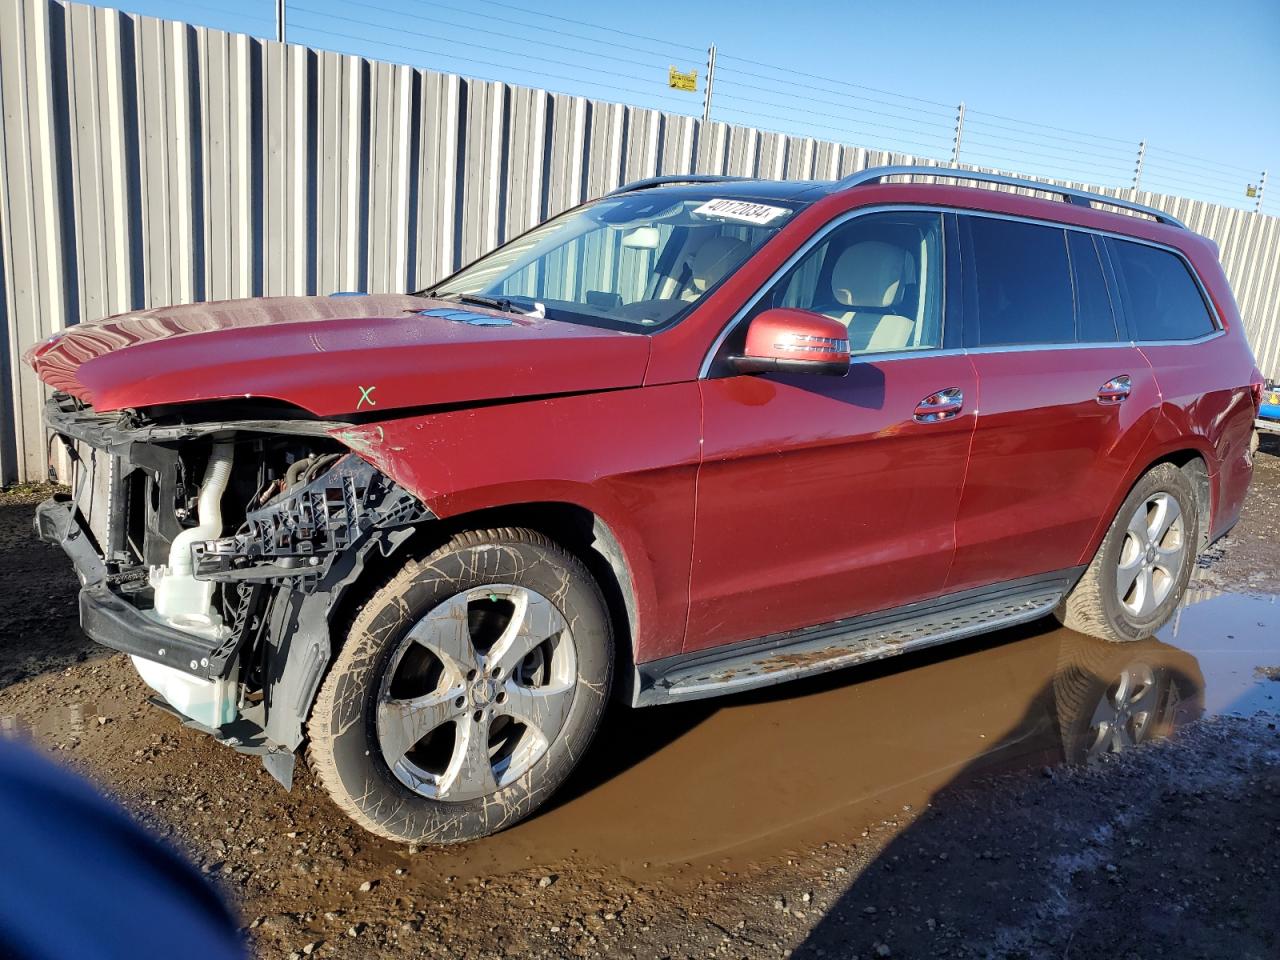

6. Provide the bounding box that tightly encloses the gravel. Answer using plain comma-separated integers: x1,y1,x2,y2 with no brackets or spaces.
1,438,1277,958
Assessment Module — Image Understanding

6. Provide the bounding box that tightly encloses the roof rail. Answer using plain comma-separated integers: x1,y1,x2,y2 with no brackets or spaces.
836,165,1187,229
607,174,747,197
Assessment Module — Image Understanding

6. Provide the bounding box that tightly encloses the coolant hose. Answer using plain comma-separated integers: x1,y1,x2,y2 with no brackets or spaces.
167,440,235,577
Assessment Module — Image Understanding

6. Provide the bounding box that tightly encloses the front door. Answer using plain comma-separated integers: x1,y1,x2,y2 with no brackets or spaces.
686,209,977,653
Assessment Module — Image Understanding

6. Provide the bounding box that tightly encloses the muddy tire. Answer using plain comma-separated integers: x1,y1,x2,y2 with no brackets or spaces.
1055,463,1198,643
308,528,613,844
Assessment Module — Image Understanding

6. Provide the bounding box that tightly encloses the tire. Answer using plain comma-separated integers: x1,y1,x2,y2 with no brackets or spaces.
1055,462,1198,643
308,527,613,844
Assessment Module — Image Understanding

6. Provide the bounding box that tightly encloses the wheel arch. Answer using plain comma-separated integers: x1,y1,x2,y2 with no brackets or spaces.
1082,444,1214,565
324,499,643,703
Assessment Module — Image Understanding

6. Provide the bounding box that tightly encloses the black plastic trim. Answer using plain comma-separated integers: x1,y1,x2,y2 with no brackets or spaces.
33,495,106,585
79,580,224,677
726,354,849,377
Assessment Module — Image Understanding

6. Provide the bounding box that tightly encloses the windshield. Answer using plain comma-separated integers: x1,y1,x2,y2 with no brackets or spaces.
428,191,799,330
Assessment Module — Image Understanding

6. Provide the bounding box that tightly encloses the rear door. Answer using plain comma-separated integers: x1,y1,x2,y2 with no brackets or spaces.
945,215,1160,593
686,210,978,653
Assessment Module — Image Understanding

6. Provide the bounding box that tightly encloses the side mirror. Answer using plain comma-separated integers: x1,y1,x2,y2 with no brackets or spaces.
729,308,851,377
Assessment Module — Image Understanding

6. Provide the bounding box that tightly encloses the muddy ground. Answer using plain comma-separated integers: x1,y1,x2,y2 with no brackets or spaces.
1,440,1279,960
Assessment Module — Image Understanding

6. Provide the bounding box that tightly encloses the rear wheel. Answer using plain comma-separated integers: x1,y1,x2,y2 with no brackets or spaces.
308,528,613,844
1055,463,1199,643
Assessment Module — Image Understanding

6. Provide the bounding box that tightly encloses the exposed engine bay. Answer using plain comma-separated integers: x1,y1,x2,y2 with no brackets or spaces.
34,393,431,787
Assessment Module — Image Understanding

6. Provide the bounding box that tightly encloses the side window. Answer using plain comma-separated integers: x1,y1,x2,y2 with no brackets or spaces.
1067,231,1119,342
1106,238,1217,342
964,217,1075,346
745,211,944,355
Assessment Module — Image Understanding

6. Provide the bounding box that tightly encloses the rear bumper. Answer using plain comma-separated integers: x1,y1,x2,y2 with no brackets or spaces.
1256,416,1280,434
35,495,226,679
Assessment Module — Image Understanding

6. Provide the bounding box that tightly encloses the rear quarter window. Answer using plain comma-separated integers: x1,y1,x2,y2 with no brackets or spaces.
1106,238,1218,342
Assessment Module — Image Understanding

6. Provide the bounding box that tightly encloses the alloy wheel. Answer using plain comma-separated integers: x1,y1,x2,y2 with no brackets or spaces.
375,584,576,801
1115,491,1186,619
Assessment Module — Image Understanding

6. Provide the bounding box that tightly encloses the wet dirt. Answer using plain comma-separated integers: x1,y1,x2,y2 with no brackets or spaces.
1,438,1278,958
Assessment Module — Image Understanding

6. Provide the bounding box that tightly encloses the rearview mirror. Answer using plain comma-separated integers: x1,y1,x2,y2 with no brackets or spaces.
621,226,660,249
729,308,851,377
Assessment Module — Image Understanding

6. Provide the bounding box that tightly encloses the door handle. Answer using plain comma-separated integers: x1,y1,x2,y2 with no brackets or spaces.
914,387,964,422
1097,375,1132,404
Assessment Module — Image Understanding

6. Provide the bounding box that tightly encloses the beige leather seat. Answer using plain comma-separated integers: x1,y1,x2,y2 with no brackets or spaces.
829,241,916,351
679,235,748,301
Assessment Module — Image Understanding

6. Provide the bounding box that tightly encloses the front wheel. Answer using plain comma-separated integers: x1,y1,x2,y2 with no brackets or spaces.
307,528,613,844
1055,462,1199,643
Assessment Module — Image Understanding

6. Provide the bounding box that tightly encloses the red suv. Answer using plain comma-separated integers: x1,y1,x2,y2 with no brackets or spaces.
26,166,1261,843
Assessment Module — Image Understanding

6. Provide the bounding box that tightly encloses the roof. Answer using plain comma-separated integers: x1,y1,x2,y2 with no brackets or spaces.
605,174,830,203
608,166,1186,229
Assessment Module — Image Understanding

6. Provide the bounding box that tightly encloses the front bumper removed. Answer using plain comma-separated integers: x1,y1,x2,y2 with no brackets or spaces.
35,401,435,785
35,495,233,679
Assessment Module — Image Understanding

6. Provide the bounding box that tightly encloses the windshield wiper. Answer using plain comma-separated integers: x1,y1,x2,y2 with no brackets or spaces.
450,293,515,313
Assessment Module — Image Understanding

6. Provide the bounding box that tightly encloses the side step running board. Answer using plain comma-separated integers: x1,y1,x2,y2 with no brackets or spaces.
634,570,1082,707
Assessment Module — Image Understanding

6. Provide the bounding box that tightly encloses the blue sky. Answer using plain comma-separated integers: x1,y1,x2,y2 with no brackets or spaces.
89,0,1278,210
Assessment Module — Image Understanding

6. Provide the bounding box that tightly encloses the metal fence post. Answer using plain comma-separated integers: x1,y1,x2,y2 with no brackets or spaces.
702,44,716,126
1257,170,1267,214
950,102,965,165
276,0,286,43
1132,140,1146,194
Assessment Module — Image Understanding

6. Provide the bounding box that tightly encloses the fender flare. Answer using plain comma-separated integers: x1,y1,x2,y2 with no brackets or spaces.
1078,433,1216,566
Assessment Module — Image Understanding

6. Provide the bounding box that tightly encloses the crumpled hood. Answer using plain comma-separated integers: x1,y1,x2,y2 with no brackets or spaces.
23,294,650,416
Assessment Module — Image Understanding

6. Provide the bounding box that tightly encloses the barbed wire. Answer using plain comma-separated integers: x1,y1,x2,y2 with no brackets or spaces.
960,117,1139,163
288,6,674,88
963,106,1136,146
462,0,705,54
713,105,952,159
390,0,699,66
713,56,956,113
94,0,1271,213
1144,144,1260,176
288,21,698,110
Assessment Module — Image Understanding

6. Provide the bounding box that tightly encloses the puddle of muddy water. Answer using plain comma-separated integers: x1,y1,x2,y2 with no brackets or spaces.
1157,589,1279,717
387,586,1278,885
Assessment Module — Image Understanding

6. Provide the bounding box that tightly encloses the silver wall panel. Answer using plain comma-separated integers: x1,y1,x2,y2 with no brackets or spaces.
2,0,1279,482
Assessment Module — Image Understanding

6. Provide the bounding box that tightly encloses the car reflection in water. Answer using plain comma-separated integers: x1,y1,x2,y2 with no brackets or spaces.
782,587,1277,960
1026,629,1201,767
389,591,1267,882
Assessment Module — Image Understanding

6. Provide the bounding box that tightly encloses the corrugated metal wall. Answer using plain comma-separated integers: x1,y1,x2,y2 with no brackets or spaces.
2,0,1279,483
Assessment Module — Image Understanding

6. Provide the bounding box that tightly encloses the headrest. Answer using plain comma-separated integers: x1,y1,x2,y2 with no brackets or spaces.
832,241,915,310
689,235,747,291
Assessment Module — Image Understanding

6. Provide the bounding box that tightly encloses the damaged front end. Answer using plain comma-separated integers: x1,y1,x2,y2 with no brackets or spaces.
34,394,431,787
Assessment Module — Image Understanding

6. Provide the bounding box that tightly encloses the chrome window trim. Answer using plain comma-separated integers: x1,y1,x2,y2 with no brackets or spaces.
965,341,1131,355
698,205,948,378
956,208,1225,335
962,330,1225,355
698,203,1223,378
1130,329,1226,348
834,347,966,365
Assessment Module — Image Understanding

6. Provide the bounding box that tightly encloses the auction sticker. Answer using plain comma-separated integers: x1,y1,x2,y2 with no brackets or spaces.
692,198,790,225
